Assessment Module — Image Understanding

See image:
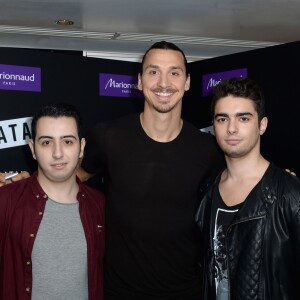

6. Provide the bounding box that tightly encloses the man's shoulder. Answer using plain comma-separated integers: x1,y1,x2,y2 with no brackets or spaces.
267,163,300,206
91,113,139,137
0,176,31,193
281,170,300,192
183,120,215,137
182,120,219,147
269,163,300,186
99,113,139,128
0,177,33,207
79,182,106,201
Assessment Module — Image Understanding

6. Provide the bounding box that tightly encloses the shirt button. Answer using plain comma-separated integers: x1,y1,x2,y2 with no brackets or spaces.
26,261,31,265
30,233,35,238
39,211,43,215
26,287,30,292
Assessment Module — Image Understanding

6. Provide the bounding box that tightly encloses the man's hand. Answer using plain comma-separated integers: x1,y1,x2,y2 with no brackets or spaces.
0,171,30,187
76,166,94,182
285,169,297,176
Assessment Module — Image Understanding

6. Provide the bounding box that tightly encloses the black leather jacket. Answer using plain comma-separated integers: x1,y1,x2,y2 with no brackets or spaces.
195,163,300,300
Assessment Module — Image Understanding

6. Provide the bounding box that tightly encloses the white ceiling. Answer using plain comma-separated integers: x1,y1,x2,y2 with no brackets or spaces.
0,0,299,61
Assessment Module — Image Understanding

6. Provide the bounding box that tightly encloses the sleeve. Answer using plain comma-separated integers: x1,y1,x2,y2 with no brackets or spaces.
0,188,11,256
286,175,300,277
290,204,300,290
292,199,300,262
81,122,107,175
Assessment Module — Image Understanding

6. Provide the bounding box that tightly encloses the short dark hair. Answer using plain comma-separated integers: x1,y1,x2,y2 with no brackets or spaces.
211,77,266,122
140,41,189,75
31,103,83,141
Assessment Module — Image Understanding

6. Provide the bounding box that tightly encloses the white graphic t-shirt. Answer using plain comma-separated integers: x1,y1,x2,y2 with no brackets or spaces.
211,187,242,300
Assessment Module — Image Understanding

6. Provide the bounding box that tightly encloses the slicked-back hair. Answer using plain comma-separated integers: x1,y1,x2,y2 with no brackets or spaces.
140,41,189,76
211,77,266,122
31,103,83,141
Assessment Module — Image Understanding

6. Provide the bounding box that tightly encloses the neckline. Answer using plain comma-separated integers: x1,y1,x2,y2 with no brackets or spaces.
138,113,184,144
48,198,79,206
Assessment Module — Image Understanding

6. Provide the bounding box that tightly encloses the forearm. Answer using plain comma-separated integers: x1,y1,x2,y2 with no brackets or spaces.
0,171,30,187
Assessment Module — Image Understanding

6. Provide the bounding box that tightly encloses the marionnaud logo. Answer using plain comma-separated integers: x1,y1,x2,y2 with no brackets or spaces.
0,64,41,92
0,117,32,149
202,68,247,96
99,73,143,98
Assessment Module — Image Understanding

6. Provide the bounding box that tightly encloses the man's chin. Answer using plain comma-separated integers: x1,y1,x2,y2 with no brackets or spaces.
153,105,174,114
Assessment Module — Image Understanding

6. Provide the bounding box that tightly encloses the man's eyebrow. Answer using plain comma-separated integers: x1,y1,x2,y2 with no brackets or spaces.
37,135,77,141
235,112,253,117
61,135,77,139
144,64,184,71
169,66,184,72
144,64,159,69
214,112,254,118
214,113,228,118
37,135,53,141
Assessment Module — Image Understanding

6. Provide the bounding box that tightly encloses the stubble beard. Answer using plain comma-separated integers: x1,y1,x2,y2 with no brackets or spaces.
222,141,258,159
152,102,176,113
148,88,181,114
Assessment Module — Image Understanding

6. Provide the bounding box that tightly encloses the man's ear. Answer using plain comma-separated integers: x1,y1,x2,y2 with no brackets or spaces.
79,138,86,159
28,139,37,160
259,117,268,135
138,73,143,91
185,74,191,91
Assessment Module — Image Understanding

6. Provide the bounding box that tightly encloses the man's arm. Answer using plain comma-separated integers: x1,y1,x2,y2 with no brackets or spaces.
0,171,30,187
76,166,95,182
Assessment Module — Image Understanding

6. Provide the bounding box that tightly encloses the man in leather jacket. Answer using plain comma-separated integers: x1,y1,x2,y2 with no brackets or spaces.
195,77,300,299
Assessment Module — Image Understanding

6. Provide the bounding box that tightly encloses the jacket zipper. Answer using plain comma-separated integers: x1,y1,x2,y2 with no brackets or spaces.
225,215,265,299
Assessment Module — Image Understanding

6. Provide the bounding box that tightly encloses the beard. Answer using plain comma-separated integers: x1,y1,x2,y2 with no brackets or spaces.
152,102,176,113
223,148,247,158
222,139,259,159
147,88,182,113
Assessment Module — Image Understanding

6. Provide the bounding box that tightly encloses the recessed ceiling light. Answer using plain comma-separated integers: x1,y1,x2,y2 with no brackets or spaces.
55,19,74,25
